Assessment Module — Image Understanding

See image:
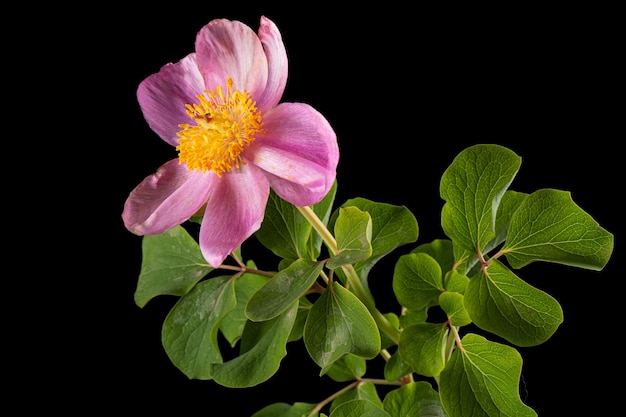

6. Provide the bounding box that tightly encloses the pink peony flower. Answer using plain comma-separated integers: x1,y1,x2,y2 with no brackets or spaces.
123,16,339,267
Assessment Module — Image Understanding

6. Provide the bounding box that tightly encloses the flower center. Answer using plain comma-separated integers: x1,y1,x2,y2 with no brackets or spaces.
176,77,264,176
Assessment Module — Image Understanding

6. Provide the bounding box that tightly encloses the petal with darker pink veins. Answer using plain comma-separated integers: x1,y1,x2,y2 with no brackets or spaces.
123,159,215,235
245,102,339,206
198,164,270,267
255,16,288,111
195,18,268,103
137,54,205,147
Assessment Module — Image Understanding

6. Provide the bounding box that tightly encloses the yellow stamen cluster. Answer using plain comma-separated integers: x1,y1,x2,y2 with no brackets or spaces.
176,77,264,176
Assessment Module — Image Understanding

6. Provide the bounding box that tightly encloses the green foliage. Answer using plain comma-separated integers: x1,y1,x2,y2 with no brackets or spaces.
440,144,521,254
304,281,381,374
133,144,614,416
382,381,448,416
330,382,383,412
464,259,563,346
327,206,373,269
399,323,448,377
134,225,213,307
502,188,614,270
439,334,537,417
331,198,419,283
245,259,325,321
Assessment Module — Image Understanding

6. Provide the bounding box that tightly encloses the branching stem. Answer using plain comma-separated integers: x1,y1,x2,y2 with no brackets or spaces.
297,206,401,344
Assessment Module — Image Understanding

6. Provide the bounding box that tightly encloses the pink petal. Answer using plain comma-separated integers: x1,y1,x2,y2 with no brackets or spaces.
137,53,205,147
244,103,339,206
254,16,288,111
195,19,268,100
123,159,215,235
198,164,270,267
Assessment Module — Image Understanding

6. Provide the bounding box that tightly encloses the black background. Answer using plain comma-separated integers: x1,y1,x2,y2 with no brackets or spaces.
52,4,621,415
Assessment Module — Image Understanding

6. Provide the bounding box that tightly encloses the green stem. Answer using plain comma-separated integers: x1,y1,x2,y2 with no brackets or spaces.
297,205,401,344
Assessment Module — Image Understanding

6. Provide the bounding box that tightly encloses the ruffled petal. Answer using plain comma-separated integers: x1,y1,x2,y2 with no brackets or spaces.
137,54,205,147
123,159,215,235
198,164,270,267
244,103,339,206
195,19,268,100
254,16,288,111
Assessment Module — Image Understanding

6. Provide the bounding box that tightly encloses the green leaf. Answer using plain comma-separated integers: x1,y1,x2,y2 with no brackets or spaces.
382,381,449,417
443,270,469,293
439,333,537,417
334,198,419,279
304,281,380,373
255,183,337,261
464,190,529,274
502,188,614,270
251,402,317,417
219,267,269,347
485,190,528,253
411,239,456,276
398,307,428,329
440,144,522,254
331,382,383,413
210,301,298,387
383,350,413,383
465,259,563,347
439,292,471,326
134,225,212,307
330,399,390,417
398,323,448,377
327,206,373,269
325,354,367,382
245,259,325,321
255,190,312,259
393,253,444,310
161,275,236,380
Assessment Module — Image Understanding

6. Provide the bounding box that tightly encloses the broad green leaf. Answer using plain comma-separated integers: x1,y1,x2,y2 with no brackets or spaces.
398,307,428,329
464,190,529,274
161,275,236,380
439,333,537,417
255,190,312,259
333,198,419,280
439,292,471,326
483,190,528,254
330,399,390,417
327,206,373,269
443,270,469,293
135,225,212,307
251,402,317,417
210,301,298,387
331,382,383,413
382,381,449,417
304,281,380,373
383,350,413,383
440,144,521,254
326,354,367,382
465,259,563,347
255,183,337,261
502,188,614,270
219,267,269,347
245,259,325,321
411,239,456,276
393,253,444,310
398,323,448,377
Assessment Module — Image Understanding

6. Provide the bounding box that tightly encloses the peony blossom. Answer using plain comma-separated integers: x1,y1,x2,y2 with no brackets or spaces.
122,16,339,267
